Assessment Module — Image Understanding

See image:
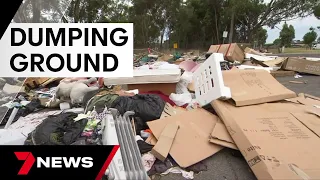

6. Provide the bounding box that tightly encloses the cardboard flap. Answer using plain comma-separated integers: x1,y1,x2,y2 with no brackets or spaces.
147,108,223,168
222,69,297,106
291,112,320,138
210,119,238,150
151,123,179,162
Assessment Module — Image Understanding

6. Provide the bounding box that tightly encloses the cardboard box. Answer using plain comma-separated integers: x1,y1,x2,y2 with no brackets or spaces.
211,99,320,180
208,43,245,63
270,70,295,77
151,123,179,162
147,108,223,168
222,69,297,106
244,47,266,56
282,58,320,75
128,83,177,96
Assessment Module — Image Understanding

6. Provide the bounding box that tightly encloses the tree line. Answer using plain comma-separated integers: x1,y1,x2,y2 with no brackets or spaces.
14,0,319,49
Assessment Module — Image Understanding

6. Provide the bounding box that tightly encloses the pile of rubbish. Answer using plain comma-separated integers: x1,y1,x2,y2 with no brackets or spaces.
1,43,320,180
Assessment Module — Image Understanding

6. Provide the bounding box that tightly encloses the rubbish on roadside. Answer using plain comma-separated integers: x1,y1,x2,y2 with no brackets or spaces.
179,60,198,72
306,57,320,61
294,74,303,78
187,82,195,92
208,43,245,63
147,108,223,168
151,123,179,162
176,71,193,94
148,54,159,58
222,69,296,106
270,70,295,77
286,96,320,107
145,134,157,146
169,93,192,107
245,53,277,61
289,80,307,84
250,57,287,67
104,69,181,85
160,103,187,119
106,109,149,180
236,65,275,72
161,167,194,179
244,47,266,56
282,57,320,75
158,54,174,61
3,83,25,94
128,83,177,96
304,93,320,101
193,53,231,106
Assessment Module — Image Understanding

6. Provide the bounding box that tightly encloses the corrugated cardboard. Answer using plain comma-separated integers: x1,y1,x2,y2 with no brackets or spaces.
207,43,245,63
270,70,295,77
151,123,179,162
160,103,187,119
225,43,245,63
251,57,287,67
211,100,320,180
209,119,238,150
282,58,320,75
222,69,297,106
145,134,157,145
208,45,220,53
258,101,320,138
147,108,223,168
244,47,266,56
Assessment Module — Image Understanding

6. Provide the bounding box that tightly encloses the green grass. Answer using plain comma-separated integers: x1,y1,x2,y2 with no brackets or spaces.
268,48,320,54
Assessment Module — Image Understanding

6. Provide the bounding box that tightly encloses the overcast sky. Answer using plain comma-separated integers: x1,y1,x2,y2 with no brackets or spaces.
265,16,320,43
263,0,320,43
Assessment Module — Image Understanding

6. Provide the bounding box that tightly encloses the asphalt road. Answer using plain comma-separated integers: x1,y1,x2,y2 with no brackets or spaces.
159,75,320,180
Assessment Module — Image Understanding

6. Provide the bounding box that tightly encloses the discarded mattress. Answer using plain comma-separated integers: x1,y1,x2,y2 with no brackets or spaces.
104,69,181,85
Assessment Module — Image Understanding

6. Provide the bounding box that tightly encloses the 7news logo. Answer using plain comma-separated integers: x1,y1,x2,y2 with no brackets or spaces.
14,152,93,175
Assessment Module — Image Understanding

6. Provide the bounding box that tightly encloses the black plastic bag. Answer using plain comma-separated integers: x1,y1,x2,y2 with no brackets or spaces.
111,94,165,122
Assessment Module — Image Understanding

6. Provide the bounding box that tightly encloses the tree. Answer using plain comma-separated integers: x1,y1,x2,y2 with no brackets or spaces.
273,38,281,46
314,5,320,19
252,27,268,47
279,22,295,47
303,27,318,49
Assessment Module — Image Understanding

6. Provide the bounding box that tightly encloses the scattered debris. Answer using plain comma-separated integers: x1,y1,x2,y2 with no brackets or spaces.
1,45,319,180
289,80,308,84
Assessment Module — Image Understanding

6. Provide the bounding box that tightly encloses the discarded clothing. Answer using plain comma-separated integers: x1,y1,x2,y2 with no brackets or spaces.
111,94,165,122
185,160,208,173
1,98,43,125
161,167,194,179
148,159,173,176
139,91,176,107
137,140,154,154
8,110,62,131
24,112,87,145
85,93,119,113
142,153,156,172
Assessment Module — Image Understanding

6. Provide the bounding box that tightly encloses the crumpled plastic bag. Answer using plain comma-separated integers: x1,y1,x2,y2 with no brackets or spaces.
169,93,192,107
176,71,193,94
